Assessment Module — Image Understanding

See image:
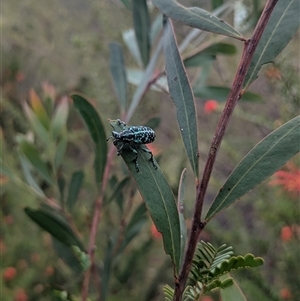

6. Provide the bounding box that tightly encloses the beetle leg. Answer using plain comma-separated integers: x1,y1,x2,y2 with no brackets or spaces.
116,143,124,156
129,146,139,172
140,145,158,170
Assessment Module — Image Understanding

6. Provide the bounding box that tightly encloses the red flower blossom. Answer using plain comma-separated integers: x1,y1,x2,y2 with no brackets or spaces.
269,162,300,197
204,100,219,114
147,143,160,156
280,288,292,299
3,267,17,281
281,226,293,241
151,223,162,240
14,288,28,301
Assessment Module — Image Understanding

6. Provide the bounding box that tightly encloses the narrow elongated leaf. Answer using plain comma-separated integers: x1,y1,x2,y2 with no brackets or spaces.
101,237,115,301
108,119,181,275
72,94,107,187
150,13,163,45
23,102,51,146
193,86,263,102
178,168,187,269
18,154,45,196
178,2,233,53
67,170,84,210
25,206,84,250
184,54,216,68
206,115,300,220
51,97,69,140
126,37,163,122
107,176,130,210
152,0,243,40
126,68,168,92
54,131,68,169
29,89,50,129
109,42,127,111
244,0,300,88
120,0,131,10
52,238,82,274
212,0,224,10
133,0,150,67
122,29,142,67
118,203,148,253
184,43,237,67
18,139,54,185
163,18,199,178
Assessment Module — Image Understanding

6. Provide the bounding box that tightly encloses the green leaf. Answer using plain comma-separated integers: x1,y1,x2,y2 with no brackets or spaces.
54,131,68,169
133,0,150,67
122,29,142,67
118,203,148,253
144,117,161,130
58,175,66,202
107,176,130,210
126,68,168,92
72,94,107,187
18,153,45,196
206,115,300,220
109,42,128,112
212,0,224,10
163,17,199,178
25,206,84,250
101,237,115,301
71,246,91,271
150,13,163,45
193,86,263,102
18,138,54,185
152,0,243,40
108,119,181,275
244,0,300,88
29,89,51,129
126,38,163,122
212,254,264,276
193,60,214,88
120,0,131,10
220,275,247,301
184,54,216,68
178,168,187,269
52,238,82,274
184,43,237,67
23,102,51,146
67,170,84,211
51,97,69,140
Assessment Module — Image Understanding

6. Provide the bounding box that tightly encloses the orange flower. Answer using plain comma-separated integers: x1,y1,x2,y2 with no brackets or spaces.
3,267,17,281
14,288,28,301
281,226,293,241
269,163,300,197
204,100,218,114
151,223,162,240
147,143,160,156
280,288,292,299
265,66,281,80
44,266,54,276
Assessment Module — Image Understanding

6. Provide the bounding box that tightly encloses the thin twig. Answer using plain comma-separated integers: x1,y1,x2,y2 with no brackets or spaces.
81,145,116,301
173,0,279,300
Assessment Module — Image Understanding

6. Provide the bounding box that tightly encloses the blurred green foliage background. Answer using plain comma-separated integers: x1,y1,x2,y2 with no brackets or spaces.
1,0,299,300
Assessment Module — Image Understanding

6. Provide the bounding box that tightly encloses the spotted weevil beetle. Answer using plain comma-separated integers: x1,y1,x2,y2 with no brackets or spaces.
107,122,158,172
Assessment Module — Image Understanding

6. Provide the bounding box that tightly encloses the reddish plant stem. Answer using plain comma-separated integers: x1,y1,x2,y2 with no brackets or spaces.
173,0,279,300
81,145,116,301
